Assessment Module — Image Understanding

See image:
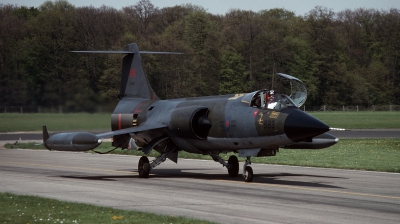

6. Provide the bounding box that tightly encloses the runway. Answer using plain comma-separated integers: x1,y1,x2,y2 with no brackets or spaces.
1,148,399,224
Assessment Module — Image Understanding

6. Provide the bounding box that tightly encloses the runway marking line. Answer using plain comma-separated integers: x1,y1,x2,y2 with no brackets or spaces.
3,161,399,201
215,180,400,201
2,161,138,175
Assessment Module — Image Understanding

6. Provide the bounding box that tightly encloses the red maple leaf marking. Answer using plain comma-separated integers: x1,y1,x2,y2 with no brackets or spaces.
134,101,146,113
253,110,259,117
225,120,230,128
129,68,136,77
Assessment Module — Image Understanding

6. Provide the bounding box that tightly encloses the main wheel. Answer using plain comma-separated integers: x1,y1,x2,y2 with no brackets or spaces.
228,155,239,177
138,156,150,178
243,166,253,182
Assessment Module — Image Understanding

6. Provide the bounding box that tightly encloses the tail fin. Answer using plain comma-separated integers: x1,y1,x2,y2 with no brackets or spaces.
42,126,50,150
72,43,182,100
119,44,158,100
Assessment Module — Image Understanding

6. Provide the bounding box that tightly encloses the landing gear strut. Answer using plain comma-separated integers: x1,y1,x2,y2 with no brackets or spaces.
137,146,177,178
243,157,253,182
209,153,239,178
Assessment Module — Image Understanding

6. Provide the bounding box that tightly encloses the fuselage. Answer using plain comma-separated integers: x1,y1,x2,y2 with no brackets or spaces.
111,93,329,154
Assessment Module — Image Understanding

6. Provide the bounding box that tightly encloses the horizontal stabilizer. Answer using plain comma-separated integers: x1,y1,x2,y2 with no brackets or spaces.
71,51,183,55
72,43,182,100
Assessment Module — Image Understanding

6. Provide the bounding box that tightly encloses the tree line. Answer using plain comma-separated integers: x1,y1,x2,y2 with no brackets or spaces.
1,0,399,112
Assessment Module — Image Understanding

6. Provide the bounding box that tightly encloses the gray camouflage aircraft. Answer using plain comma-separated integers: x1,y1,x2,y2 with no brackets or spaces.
43,43,339,182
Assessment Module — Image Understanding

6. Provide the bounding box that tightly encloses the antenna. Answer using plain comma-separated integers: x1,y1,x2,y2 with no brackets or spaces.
271,61,275,89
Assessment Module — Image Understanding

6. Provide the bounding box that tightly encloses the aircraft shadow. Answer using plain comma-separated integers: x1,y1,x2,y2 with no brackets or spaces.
254,173,345,189
57,168,344,189
59,175,137,181
151,169,345,189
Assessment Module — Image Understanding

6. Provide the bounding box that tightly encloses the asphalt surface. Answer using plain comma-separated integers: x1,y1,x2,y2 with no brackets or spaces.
1,129,399,141
1,148,399,224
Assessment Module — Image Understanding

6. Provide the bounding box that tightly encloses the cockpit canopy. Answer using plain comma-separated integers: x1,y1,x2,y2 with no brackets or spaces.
276,73,307,107
241,73,307,109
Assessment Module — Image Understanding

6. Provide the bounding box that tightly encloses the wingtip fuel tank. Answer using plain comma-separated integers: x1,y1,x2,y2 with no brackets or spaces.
43,126,102,151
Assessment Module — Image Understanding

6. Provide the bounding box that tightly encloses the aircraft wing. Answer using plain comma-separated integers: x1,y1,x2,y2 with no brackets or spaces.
42,122,167,152
96,122,168,139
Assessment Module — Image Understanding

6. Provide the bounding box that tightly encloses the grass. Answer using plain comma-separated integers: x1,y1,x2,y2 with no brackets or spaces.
1,111,400,132
309,111,400,129
0,113,110,132
0,192,215,224
6,138,400,173
262,138,400,172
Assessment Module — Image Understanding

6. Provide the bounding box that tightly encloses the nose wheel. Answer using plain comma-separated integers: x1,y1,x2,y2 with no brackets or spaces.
243,157,253,182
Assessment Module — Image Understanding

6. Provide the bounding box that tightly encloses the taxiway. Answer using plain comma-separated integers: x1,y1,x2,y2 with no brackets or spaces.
1,148,399,224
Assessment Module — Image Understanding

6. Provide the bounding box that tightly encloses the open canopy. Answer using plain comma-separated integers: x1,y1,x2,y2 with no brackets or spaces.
276,73,307,108
241,73,307,109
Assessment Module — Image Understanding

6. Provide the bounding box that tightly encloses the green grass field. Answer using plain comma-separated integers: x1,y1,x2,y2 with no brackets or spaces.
0,113,110,132
1,111,399,132
0,192,215,224
309,111,400,129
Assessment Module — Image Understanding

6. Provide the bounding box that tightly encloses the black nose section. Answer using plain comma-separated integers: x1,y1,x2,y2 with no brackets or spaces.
284,109,330,142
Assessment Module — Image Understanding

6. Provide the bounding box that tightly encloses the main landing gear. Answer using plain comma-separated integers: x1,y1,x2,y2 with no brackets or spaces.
138,150,254,182
138,156,150,178
209,153,240,177
138,146,176,178
209,153,254,182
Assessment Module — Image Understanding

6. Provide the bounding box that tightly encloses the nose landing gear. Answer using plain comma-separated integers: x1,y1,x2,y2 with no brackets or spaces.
242,157,253,182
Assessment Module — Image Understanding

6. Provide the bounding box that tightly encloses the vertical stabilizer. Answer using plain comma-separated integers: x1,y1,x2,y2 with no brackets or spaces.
119,43,159,100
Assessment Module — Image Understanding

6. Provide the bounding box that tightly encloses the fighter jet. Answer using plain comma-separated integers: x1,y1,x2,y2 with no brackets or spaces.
43,43,338,182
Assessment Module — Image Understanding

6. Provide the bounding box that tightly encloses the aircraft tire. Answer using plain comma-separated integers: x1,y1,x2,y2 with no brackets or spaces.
243,166,253,182
138,156,150,178
228,155,239,177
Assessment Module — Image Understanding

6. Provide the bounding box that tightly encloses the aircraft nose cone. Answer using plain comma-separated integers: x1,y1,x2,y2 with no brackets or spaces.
284,109,330,142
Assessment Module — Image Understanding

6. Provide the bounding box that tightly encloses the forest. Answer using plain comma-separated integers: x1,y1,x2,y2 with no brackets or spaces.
1,0,399,112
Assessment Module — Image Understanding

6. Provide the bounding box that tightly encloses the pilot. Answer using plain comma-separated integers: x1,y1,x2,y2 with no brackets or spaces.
265,90,275,103
265,90,277,109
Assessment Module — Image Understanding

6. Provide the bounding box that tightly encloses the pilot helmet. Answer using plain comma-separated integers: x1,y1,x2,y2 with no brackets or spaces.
268,90,275,96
